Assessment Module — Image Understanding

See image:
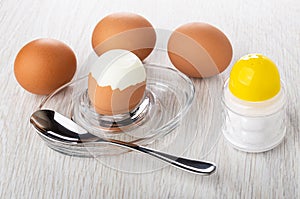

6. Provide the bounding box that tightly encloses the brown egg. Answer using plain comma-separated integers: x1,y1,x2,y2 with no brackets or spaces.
88,74,146,115
167,22,233,78
14,38,77,95
91,12,156,61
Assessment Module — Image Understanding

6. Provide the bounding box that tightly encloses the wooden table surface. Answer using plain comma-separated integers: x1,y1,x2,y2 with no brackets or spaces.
1,0,299,198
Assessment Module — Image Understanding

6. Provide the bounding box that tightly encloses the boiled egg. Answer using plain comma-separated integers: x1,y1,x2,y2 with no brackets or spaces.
88,49,146,115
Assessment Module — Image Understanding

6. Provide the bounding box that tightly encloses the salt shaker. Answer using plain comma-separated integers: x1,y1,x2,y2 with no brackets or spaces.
222,54,286,152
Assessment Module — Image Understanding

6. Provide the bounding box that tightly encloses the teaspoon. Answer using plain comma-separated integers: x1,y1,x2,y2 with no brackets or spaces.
30,109,216,175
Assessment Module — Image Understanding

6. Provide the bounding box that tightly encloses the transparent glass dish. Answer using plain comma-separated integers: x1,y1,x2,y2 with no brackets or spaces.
38,63,195,157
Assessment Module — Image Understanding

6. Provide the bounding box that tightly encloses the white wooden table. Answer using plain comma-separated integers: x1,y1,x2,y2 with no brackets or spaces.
1,0,299,198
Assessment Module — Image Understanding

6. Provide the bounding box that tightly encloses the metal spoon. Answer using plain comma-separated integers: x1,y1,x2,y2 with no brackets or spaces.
30,109,216,175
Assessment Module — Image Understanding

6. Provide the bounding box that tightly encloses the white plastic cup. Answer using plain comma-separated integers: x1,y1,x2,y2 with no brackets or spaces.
222,80,286,153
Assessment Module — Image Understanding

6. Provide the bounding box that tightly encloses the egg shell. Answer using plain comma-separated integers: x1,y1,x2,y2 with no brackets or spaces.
167,22,233,78
14,38,77,95
91,12,156,61
88,74,146,115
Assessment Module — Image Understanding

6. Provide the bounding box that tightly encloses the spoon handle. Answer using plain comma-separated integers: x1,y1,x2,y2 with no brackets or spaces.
107,140,216,175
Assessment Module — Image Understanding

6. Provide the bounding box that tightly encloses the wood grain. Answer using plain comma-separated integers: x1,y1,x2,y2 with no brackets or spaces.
0,0,299,198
